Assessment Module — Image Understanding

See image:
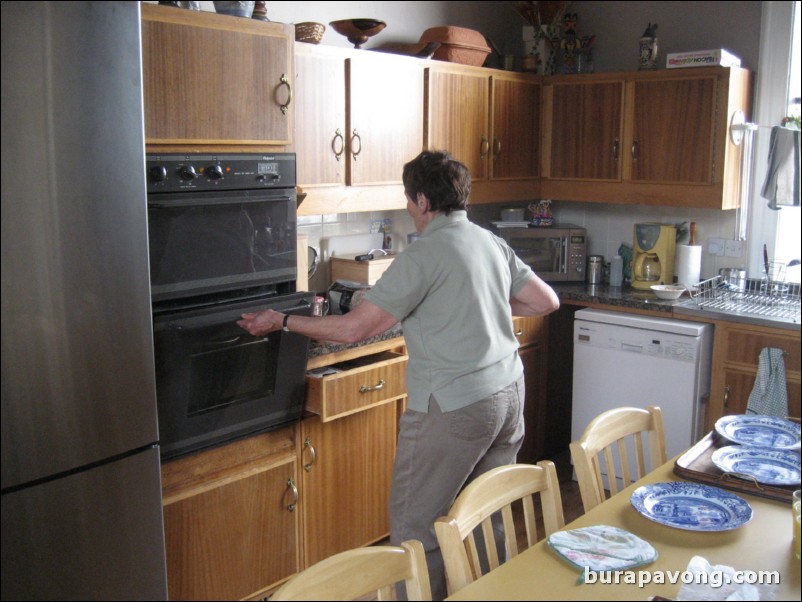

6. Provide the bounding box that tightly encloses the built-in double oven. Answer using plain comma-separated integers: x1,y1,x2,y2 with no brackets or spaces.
146,153,313,460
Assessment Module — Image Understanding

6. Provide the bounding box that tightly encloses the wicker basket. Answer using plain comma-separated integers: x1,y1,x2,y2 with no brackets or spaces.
295,22,325,44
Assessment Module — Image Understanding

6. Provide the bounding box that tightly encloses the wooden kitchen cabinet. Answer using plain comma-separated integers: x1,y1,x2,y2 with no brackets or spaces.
141,3,293,150
514,316,549,463
542,66,752,209
300,349,407,566
706,322,801,431
299,402,399,568
161,429,300,601
425,64,541,201
292,44,424,215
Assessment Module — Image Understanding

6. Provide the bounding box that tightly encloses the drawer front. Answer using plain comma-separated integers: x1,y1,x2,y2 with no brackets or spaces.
513,316,546,347
306,352,407,421
725,328,801,373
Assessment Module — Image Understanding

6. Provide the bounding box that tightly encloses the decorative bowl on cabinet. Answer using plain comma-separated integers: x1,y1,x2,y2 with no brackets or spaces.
329,19,386,49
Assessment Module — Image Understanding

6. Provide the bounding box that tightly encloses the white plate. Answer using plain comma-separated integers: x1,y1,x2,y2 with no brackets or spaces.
715,415,801,450
711,445,801,486
630,482,753,531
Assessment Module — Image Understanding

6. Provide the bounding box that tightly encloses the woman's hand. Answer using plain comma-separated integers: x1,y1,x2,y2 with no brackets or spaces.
237,309,283,336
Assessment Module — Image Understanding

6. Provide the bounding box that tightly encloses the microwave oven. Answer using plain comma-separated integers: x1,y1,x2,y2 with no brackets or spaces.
497,224,587,282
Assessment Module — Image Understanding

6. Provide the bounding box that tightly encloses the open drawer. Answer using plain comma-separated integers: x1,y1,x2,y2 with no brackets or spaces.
305,351,407,421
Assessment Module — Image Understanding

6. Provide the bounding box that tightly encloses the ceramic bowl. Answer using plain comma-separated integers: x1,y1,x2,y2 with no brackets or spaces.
329,19,386,49
650,284,686,300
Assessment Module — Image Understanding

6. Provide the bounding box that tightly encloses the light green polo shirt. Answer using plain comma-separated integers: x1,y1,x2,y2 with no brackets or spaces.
365,211,536,412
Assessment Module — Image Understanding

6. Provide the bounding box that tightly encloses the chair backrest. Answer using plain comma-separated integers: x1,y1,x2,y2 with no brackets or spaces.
434,461,565,597
569,405,667,514
269,539,431,601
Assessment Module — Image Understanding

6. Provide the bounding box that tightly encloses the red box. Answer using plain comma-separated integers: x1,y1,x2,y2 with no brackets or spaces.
419,26,491,67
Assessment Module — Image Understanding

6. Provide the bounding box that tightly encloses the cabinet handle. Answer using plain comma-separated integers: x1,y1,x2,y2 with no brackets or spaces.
351,129,362,161
613,138,619,161
303,436,316,472
278,73,292,115
286,477,298,512
514,329,524,337
332,129,345,161
493,136,502,158
480,135,490,160
723,385,730,409
631,139,639,160
359,379,385,393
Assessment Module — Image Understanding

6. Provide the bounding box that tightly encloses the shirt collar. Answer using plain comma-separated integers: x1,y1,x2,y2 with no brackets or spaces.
422,210,468,236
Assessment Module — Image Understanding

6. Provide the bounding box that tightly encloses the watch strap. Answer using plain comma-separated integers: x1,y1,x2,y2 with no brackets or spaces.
282,314,290,332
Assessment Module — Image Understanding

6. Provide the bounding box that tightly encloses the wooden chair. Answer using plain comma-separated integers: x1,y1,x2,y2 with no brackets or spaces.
269,539,431,601
434,461,565,597
569,405,667,514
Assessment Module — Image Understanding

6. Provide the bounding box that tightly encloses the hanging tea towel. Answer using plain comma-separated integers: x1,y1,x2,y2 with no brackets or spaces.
746,347,788,417
761,126,800,210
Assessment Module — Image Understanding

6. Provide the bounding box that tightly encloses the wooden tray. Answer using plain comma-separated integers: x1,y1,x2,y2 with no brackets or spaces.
673,430,799,502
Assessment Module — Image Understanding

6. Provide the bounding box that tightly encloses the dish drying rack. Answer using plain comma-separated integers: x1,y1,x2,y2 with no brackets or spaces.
687,263,800,322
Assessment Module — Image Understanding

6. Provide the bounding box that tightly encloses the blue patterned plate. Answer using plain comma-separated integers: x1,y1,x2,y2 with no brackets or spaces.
630,482,753,531
715,415,801,450
711,446,801,486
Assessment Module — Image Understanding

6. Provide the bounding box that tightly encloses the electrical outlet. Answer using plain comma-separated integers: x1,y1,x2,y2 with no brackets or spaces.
708,238,726,256
725,239,744,258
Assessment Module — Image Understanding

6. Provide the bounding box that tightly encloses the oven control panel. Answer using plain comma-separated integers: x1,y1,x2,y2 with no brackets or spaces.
146,153,296,193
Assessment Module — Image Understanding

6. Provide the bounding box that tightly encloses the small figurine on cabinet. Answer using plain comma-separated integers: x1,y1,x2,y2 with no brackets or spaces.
549,13,595,74
639,23,659,70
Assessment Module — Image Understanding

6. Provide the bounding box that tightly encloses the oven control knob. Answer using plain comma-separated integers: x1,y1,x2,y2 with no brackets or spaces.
179,165,198,180
206,164,224,180
149,165,167,182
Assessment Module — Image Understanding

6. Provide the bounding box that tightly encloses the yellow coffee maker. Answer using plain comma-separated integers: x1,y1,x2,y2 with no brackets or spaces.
631,223,676,290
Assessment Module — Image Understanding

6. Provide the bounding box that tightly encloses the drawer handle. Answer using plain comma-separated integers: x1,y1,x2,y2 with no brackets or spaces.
514,329,524,337
303,436,316,472
359,379,385,393
286,477,298,512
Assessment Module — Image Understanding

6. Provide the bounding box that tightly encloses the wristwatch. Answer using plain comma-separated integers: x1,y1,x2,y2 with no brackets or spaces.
282,314,290,332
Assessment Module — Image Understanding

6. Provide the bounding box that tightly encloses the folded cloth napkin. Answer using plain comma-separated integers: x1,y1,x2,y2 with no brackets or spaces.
676,556,778,601
761,126,800,210
548,525,658,584
746,347,788,417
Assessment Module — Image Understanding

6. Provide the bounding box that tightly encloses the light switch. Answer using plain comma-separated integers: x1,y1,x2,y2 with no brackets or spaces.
725,239,744,258
708,238,725,256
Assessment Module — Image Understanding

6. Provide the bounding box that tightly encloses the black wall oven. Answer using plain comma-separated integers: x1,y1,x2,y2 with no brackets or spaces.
147,153,313,460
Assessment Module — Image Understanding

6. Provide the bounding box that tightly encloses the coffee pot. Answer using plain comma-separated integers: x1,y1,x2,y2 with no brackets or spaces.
631,223,676,290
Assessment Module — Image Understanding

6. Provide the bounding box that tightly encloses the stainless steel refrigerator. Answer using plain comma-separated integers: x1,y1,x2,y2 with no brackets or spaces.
1,3,168,599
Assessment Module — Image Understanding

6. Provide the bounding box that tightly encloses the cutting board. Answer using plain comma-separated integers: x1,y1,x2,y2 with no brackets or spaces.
322,233,384,261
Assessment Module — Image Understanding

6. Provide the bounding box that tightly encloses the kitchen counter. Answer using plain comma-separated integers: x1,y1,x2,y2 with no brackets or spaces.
551,282,801,331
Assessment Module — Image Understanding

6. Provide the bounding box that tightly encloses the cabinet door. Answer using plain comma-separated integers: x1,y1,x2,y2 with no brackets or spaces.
141,4,293,146
491,75,541,180
162,456,299,600
630,76,717,184
348,53,424,185
547,80,623,180
515,317,548,464
300,402,398,567
293,47,346,187
426,68,491,181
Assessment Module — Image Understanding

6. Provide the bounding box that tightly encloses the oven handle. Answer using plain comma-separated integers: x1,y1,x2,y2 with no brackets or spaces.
148,194,293,208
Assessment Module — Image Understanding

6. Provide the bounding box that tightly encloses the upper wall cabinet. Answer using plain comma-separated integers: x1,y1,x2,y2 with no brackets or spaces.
292,44,424,215
541,67,752,209
141,4,293,149
424,64,541,202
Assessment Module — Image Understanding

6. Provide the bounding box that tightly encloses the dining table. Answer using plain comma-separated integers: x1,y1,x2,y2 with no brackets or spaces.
445,456,801,601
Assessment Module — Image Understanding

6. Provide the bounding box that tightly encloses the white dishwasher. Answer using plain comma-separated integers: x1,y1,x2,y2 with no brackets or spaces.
571,308,713,460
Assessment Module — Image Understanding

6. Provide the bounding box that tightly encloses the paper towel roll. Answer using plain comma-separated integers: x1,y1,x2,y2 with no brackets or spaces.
676,245,702,287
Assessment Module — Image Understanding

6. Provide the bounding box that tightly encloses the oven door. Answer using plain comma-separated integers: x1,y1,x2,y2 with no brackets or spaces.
147,188,297,302
153,291,313,459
